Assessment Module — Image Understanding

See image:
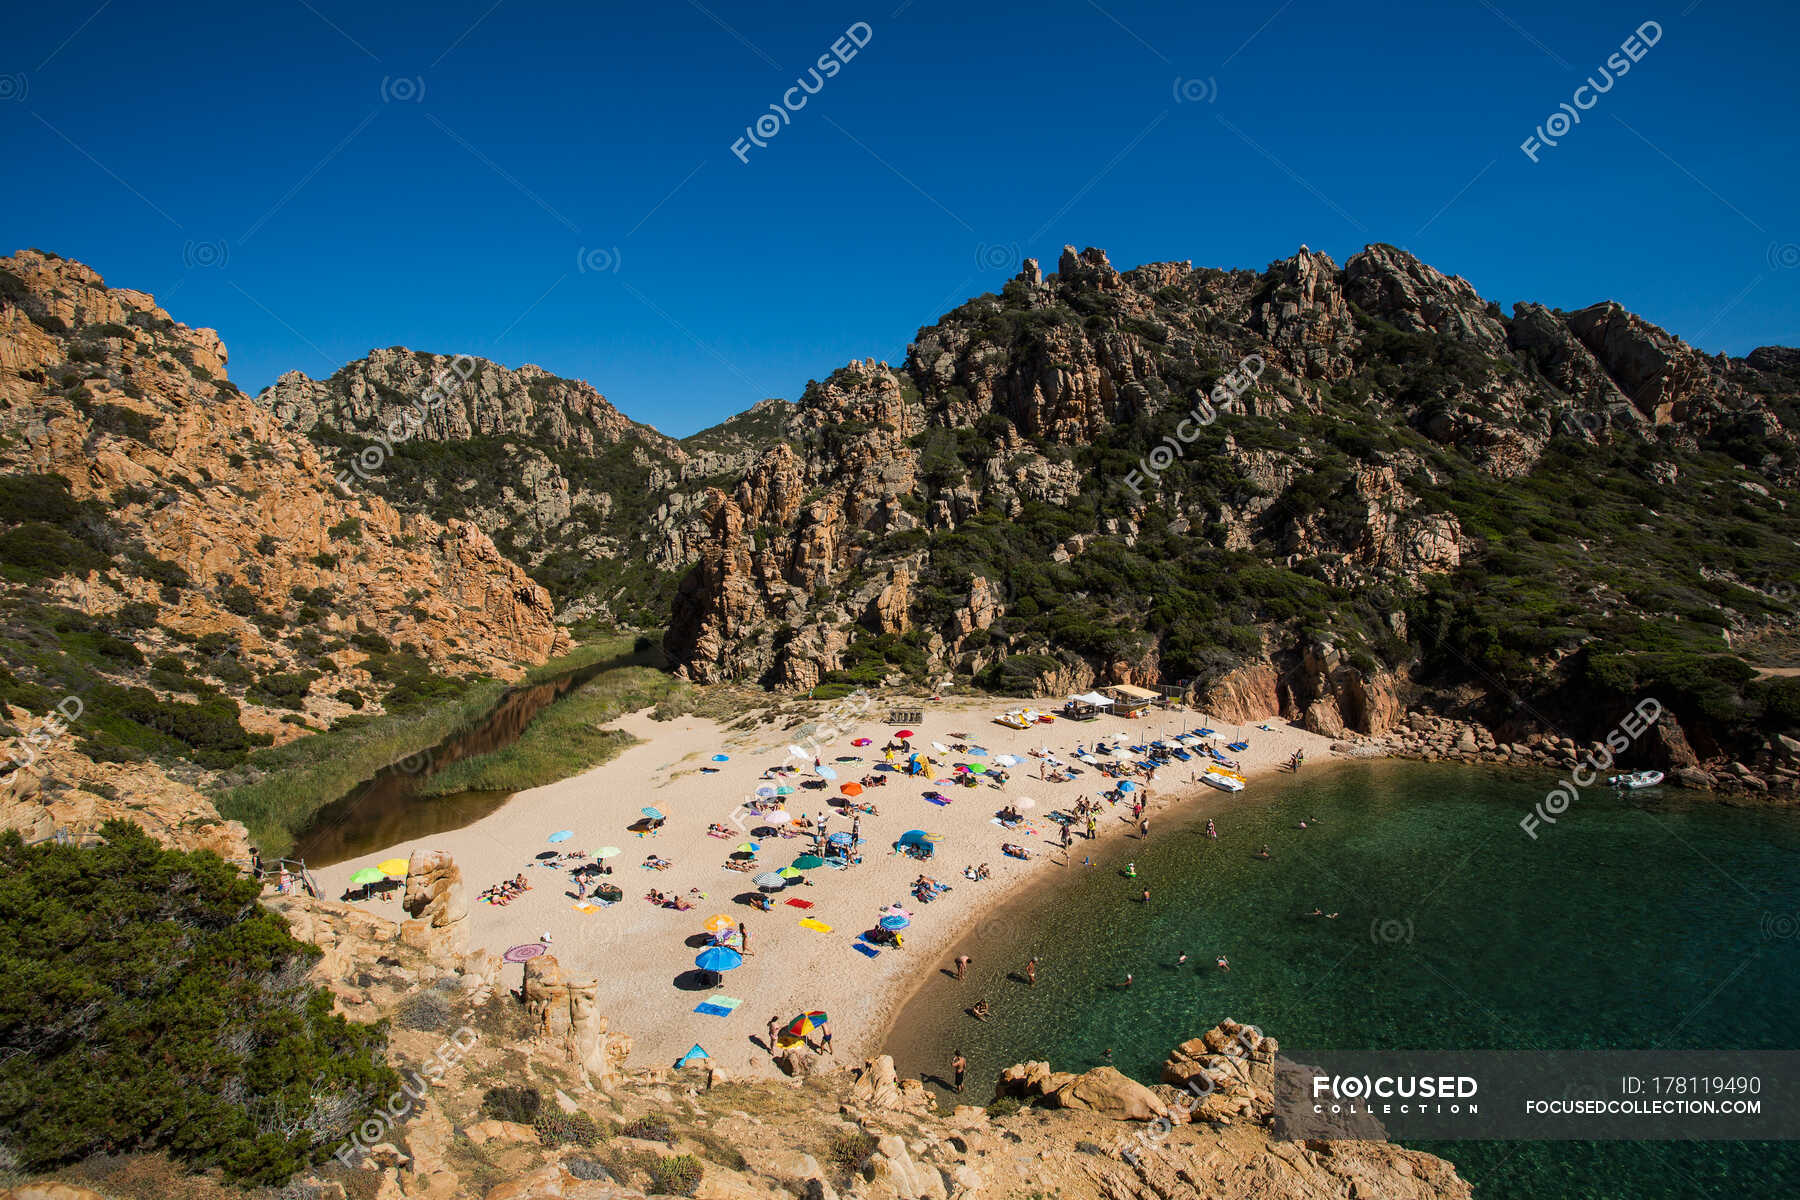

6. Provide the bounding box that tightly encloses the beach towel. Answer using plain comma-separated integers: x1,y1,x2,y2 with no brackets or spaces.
799,917,833,932
852,941,881,957
784,898,815,909
693,996,742,1016
570,902,600,913
923,794,951,806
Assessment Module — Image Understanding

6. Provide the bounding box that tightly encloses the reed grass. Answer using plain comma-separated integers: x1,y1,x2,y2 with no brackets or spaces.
213,635,644,855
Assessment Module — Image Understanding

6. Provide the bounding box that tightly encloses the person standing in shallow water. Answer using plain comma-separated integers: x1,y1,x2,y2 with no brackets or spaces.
955,954,971,981
952,1050,967,1093
1026,956,1038,985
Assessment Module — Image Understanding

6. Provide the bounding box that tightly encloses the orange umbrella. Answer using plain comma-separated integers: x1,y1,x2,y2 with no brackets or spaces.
703,914,738,934
840,782,864,797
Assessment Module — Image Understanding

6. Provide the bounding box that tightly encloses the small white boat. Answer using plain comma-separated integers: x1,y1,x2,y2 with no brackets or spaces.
1608,769,1664,790
1200,769,1245,793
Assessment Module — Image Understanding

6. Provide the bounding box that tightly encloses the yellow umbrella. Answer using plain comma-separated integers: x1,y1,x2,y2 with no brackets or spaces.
703,914,738,934
778,866,802,878
592,846,621,858
378,858,410,877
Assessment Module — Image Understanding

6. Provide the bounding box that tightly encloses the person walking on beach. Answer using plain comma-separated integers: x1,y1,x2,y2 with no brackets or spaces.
767,1015,782,1055
955,954,971,981
1138,817,1150,839
819,1019,834,1055
952,1050,967,1093
1087,814,1097,839
1026,956,1038,986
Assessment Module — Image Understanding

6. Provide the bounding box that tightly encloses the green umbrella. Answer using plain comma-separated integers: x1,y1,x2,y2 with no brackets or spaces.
778,866,802,878
349,867,385,886
792,854,825,870
967,762,988,773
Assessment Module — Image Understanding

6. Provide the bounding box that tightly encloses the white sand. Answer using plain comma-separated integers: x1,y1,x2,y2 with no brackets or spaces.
313,696,1344,1076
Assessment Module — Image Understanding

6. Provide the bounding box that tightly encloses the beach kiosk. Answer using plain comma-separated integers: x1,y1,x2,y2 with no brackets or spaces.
1105,684,1160,719
1061,691,1114,721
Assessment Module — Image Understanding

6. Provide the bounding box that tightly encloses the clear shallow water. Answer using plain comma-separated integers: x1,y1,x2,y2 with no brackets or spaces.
884,761,1800,1199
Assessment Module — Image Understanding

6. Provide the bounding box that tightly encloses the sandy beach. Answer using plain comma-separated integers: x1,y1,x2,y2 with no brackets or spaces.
312,695,1347,1076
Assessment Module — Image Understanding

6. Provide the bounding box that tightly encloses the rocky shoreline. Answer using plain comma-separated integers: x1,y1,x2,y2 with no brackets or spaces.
1339,710,1800,802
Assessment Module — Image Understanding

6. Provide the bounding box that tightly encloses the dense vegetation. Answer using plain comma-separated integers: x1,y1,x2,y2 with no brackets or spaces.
0,822,398,1184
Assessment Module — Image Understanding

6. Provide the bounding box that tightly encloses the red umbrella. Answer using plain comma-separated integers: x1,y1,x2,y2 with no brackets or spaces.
840,782,864,797
896,729,914,738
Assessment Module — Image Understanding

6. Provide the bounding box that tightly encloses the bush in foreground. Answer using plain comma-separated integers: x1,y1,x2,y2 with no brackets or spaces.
0,821,398,1185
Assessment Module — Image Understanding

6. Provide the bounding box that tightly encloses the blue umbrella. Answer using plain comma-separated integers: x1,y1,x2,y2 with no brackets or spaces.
713,754,730,762
756,786,777,798
827,831,853,846
548,830,573,843
898,829,933,846
1117,781,1137,793
642,806,664,819
694,947,743,972
815,764,838,780
879,914,909,930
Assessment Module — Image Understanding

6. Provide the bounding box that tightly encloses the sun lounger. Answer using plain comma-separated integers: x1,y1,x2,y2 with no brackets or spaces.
1227,741,1249,752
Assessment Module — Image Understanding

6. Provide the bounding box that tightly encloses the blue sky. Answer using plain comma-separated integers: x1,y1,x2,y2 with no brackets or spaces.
4,0,1795,434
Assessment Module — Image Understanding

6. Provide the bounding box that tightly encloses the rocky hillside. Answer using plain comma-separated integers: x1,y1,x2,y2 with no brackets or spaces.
0,250,566,782
665,244,1800,765
260,352,782,626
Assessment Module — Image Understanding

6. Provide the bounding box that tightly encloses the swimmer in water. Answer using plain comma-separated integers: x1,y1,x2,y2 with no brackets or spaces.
1256,845,1272,860
1216,955,1230,971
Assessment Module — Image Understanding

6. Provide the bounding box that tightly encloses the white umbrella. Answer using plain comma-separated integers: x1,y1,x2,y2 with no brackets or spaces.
764,809,792,824
592,845,622,859
995,754,1020,767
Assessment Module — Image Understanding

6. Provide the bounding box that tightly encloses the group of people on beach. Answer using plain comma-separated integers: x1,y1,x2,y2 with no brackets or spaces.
479,872,532,905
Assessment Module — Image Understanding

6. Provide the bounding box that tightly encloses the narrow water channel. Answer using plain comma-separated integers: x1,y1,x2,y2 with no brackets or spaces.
292,654,634,867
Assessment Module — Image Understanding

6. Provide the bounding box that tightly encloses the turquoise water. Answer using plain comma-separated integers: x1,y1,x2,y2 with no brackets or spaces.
884,761,1800,1199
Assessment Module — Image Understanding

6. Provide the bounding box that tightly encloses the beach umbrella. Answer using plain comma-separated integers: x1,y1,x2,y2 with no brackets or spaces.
783,1011,828,1039
792,854,825,870
879,914,910,930
641,806,664,819
695,946,743,972
735,842,761,854
593,846,621,859
995,754,1020,767
764,809,792,824
895,729,914,738
826,832,853,846
1117,781,1137,793
753,871,786,889
756,786,777,798
967,762,988,774
776,785,795,796
377,857,410,877
703,914,739,934
349,867,385,886
898,829,936,846
815,764,838,780
712,754,730,762
840,782,863,797
852,738,872,746
548,830,573,843
778,866,803,879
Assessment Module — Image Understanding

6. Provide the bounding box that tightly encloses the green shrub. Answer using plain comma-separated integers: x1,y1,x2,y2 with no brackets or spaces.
825,1130,879,1183
621,1115,674,1142
0,822,399,1185
985,1096,1021,1119
534,1110,602,1148
394,990,454,1032
649,1154,704,1197
480,1085,542,1123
